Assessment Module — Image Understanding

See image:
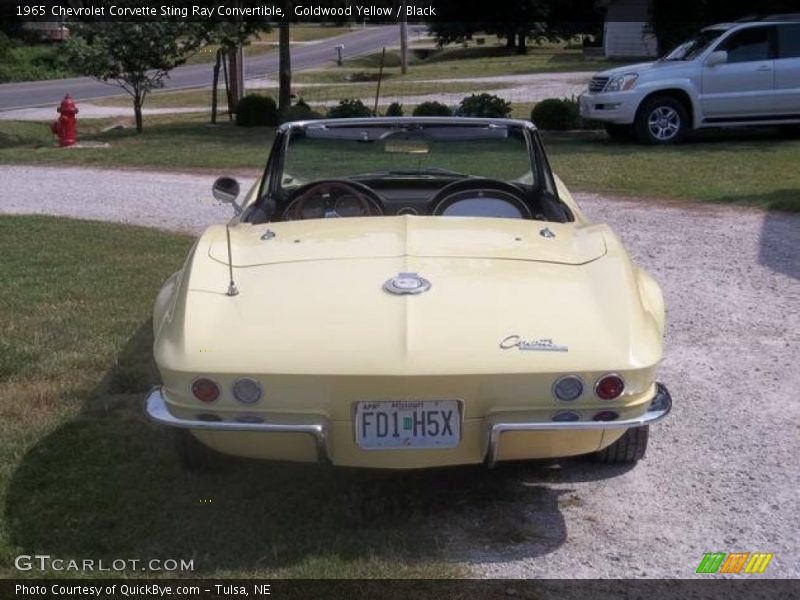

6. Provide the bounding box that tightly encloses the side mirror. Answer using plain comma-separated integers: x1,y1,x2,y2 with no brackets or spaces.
706,50,727,67
212,176,242,214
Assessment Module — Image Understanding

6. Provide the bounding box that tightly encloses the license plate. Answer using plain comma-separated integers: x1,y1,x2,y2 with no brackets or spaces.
355,400,460,449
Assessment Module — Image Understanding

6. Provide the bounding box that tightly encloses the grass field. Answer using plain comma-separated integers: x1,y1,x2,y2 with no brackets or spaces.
294,44,619,85
0,215,476,579
2,116,798,211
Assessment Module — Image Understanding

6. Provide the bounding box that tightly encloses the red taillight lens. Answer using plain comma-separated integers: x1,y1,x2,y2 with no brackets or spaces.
595,374,624,400
192,378,220,403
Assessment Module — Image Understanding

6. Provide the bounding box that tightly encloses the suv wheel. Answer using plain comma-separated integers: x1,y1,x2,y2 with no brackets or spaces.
635,96,688,144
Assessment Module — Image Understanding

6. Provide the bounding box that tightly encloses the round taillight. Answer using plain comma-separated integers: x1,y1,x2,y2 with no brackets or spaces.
592,410,619,422
595,374,624,400
553,375,584,402
552,410,580,422
232,378,262,404
191,378,220,403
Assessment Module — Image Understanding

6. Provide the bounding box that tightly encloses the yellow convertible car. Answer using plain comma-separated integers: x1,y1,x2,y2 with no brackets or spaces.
145,117,672,470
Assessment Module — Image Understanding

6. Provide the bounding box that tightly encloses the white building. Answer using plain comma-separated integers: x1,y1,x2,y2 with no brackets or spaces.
598,0,659,59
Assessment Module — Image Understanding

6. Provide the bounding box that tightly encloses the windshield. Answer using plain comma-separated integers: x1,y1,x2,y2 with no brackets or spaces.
662,29,726,61
280,123,534,190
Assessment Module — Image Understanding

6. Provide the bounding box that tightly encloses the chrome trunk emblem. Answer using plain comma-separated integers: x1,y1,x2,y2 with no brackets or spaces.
500,335,568,352
383,272,431,295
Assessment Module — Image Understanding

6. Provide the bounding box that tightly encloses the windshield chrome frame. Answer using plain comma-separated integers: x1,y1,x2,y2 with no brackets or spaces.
254,117,551,220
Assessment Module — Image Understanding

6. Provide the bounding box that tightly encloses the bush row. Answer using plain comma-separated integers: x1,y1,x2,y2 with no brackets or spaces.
235,93,602,130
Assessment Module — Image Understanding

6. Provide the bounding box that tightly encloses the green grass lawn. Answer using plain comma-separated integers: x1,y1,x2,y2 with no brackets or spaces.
0,115,271,172
294,44,619,85
541,130,800,212
0,216,473,579
2,116,798,211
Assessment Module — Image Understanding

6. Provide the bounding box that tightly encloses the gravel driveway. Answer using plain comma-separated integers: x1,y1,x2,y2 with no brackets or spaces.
1,165,798,578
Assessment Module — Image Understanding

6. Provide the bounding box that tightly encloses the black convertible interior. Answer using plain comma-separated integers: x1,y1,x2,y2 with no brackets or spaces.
246,120,575,224
265,176,572,223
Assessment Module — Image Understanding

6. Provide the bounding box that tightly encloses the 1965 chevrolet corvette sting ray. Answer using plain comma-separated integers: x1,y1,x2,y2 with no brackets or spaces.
144,117,672,470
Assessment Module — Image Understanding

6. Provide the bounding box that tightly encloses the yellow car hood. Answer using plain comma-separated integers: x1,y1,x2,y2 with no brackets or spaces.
207,216,606,266
155,217,663,376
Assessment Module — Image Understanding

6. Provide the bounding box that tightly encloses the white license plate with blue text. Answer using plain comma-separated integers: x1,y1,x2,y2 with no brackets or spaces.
355,400,461,449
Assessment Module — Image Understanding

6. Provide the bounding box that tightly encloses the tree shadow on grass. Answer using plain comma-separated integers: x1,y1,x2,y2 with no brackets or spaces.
5,321,631,577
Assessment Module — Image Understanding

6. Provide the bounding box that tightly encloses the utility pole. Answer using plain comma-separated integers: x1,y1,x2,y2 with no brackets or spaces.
228,45,245,106
278,19,292,117
228,0,245,107
399,1,408,75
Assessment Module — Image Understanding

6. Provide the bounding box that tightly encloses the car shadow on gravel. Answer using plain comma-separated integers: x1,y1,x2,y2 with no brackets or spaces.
4,321,629,576
758,199,800,280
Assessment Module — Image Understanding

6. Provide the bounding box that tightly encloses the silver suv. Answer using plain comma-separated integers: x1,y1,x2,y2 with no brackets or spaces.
580,17,800,143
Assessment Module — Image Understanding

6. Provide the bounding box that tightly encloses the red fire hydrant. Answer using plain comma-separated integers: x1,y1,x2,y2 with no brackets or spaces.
51,94,79,147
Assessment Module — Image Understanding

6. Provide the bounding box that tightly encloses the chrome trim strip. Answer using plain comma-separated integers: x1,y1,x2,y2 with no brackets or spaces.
144,387,329,463
485,382,672,468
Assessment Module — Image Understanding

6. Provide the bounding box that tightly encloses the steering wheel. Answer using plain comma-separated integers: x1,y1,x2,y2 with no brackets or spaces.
283,180,384,220
429,178,533,219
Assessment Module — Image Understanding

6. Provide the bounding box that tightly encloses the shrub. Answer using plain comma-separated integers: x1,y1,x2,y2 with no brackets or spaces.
412,101,452,117
530,98,581,130
531,97,604,131
385,102,403,117
345,70,383,82
458,93,511,118
283,98,322,122
327,98,373,119
235,94,279,127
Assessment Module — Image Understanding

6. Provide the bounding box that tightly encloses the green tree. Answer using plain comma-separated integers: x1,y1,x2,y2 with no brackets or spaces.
430,0,601,54
66,11,205,132
649,0,800,53
198,20,272,122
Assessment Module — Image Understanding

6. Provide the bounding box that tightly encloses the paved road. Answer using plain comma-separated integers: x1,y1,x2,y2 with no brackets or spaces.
0,25,411,110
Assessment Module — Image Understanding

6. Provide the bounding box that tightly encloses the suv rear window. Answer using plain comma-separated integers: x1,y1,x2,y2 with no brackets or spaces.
719,26,772,63
778,24,800,59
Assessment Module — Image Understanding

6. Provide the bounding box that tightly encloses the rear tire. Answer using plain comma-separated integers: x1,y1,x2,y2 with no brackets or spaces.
595,426,649,464
604,124,634,141
635,96,688,144
174,429,219,471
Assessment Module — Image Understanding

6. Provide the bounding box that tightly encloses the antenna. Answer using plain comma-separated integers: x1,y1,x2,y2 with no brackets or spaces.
225,225,239,297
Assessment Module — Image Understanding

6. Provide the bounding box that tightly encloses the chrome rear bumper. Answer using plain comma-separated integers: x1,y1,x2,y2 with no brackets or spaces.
485,382,672,467
144,387,330,462
145,382,672,468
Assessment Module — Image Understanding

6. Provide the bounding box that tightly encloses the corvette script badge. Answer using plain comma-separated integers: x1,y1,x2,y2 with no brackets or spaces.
500,335,568,352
